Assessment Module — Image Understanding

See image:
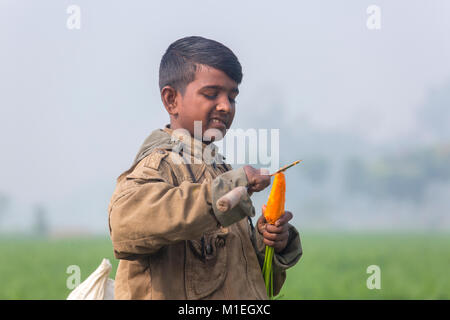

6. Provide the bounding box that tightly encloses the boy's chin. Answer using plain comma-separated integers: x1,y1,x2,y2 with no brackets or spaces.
203,127,225,142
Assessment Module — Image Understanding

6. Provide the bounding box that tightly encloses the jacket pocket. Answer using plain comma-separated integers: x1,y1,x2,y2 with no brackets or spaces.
185,229,228,299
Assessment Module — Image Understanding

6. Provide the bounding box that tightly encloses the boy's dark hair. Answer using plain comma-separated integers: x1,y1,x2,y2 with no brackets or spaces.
159,36,243,95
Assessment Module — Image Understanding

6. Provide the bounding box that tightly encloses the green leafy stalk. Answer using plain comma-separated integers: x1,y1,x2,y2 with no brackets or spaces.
262,245,274,299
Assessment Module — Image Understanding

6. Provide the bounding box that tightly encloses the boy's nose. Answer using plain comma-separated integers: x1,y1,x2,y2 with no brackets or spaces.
216,101,232,113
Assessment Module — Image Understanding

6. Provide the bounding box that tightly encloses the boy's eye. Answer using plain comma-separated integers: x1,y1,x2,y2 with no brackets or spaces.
203,93,217,100
203,93,236,104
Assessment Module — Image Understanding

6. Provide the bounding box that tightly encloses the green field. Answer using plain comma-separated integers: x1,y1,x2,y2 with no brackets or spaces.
0,232,449,299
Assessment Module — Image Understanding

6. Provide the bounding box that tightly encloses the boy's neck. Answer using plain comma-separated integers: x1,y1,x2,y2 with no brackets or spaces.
165,123,212,145
163,124,220,163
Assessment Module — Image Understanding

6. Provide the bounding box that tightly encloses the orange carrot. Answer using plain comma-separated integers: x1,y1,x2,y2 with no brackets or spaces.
262,172,286,298
264,172,286,224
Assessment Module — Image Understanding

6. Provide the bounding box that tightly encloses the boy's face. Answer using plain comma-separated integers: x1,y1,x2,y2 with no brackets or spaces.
167,65,239,141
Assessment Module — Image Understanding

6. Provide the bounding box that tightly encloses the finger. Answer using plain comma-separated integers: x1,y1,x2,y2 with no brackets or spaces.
262,230,278,241
256,215,267,233
263,230,289,242
263,238,287,248
257,214,267,227
274,211,293,227
275,211,293,226
265,223,289,234
258,207,267,233
265,223,288,234
257,214,266,223
262,176,271,188
265,176,271,187
256,175,270,188
254,180,269,192
263,238,276,247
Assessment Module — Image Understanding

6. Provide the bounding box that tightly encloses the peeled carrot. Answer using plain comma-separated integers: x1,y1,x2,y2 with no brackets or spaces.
264,172,286,224
262,172,286,299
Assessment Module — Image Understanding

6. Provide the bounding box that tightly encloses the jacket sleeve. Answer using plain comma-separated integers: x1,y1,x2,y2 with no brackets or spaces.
252,224,303,296
108,152,254,260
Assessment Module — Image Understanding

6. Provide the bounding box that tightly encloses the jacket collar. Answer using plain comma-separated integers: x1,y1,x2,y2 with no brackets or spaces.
132,124,225,168
163,124,225,165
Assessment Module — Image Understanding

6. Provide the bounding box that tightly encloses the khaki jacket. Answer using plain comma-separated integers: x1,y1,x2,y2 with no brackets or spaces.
108,125,302,299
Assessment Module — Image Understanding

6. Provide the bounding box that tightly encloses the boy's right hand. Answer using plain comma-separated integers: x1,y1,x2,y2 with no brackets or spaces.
243,165,271,195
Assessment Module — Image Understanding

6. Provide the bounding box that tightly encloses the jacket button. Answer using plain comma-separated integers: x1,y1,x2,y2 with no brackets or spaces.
216,238,225,248
205,244,212,255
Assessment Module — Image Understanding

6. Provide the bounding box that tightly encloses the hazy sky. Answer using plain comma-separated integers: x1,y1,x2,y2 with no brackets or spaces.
0,0,449,232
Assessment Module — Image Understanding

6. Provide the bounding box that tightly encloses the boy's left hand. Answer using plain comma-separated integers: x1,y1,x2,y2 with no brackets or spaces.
257,205,293,253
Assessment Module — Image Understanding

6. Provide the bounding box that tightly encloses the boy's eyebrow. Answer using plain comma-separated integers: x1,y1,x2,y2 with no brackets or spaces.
200,85,239,94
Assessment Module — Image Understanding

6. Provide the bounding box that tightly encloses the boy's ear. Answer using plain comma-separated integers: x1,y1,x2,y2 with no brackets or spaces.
161,85,179,117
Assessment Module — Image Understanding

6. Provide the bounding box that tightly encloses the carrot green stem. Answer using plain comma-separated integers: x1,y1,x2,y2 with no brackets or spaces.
262,246,274,299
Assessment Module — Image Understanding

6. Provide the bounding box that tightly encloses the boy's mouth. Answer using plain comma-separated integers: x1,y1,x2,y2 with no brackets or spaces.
208,117,227,130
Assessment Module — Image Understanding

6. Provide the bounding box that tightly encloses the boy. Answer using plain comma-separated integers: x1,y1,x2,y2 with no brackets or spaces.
108,36,302,299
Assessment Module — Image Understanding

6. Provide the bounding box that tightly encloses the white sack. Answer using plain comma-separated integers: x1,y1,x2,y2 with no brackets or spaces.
67,258,115,300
